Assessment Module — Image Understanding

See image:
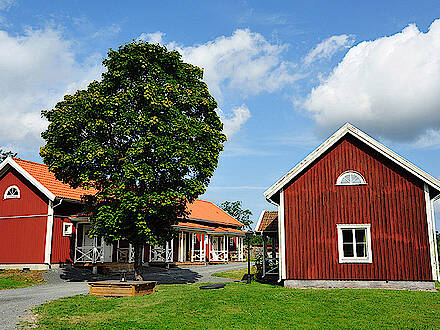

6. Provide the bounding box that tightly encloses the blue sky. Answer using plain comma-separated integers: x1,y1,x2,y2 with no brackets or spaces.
1,1,440,228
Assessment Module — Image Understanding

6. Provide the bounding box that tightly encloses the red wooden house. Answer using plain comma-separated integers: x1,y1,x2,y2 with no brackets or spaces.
0,157,244,270
263,123,439,290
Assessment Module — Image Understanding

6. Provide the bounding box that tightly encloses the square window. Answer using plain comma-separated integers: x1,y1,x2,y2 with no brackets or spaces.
337,224,372,263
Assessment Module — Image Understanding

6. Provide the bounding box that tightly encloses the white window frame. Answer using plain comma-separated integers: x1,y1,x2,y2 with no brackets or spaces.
4,185,20,199
63,222,73,236
337,224,372,263
336,170,367,186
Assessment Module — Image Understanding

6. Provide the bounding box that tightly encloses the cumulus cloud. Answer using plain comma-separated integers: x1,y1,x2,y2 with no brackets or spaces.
219,105,251,137
170,29,300,99
139,31,165,44
304,20,440,143
140,29,300,137
303,34,354,65
0,27,103,154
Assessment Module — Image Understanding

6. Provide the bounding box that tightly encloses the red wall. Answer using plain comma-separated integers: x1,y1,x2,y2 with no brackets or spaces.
283,135,432,281
0,169,48,263
51,217,76,263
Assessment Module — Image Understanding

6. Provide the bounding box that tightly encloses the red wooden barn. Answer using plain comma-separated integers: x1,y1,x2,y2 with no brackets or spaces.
0,157,244,270
262,123,439,290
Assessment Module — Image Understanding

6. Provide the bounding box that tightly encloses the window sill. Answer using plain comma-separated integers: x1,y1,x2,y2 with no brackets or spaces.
339,258,372,264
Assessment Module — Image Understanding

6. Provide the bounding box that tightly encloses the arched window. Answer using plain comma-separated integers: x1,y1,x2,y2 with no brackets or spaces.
4,185,20,199
336,171,366,185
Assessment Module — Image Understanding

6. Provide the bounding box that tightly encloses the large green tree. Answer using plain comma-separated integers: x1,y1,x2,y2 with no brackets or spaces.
41,41,226,279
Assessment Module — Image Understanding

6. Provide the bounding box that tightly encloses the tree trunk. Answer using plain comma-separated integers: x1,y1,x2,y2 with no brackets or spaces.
133,242,144,281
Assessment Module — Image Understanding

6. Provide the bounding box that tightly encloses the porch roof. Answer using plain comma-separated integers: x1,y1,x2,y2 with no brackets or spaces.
255,211,278,233
174,222,246,236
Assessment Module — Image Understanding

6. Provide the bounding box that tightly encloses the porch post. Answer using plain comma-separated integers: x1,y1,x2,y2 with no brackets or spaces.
262,234,267,277
200,233,204,262
225,235,228,262
74,223,79,263
191,233,195,262
178,232,183,262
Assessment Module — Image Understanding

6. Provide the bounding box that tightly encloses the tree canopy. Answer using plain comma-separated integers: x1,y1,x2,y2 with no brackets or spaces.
219,200,253,230
41,41,226,278
0,149,17,162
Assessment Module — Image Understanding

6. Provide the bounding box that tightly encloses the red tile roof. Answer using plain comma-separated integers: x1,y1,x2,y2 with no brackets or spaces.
174,222,245,235
13,158,97,201
187,199,244,227
11,159,244,229
257,211,278,232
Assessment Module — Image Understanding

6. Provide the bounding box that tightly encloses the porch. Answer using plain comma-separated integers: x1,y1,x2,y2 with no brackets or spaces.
73,223,245,265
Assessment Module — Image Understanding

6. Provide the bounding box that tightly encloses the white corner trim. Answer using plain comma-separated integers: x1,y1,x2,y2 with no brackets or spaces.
254,210,265,232
336,224,372,264
264,123,440,201
278,189,286,280
44,200,54,265
424,184,438,281
0,157,56,201
430,198,439,281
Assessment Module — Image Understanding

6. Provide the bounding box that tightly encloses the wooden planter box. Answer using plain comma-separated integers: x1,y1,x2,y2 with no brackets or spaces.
88,280,157,297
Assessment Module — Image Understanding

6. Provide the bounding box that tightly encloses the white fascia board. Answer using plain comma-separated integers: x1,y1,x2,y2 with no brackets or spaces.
264,123,440,201
254,210,266,233
0,157,56,201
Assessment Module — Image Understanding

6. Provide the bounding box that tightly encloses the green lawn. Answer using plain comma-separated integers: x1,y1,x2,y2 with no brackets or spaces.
0,269,45,290
212,267,256,280
33,282,440,329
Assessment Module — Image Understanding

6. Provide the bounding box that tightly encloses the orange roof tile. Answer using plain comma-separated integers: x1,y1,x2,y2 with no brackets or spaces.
174,222,245,235
13,158,97,201
213,227,246,235
174,222,215,231
187,199,243,227
11,158,244,229
257,211,278,232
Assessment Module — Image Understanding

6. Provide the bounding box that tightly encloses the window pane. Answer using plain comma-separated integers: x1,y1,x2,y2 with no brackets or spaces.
341,175,350,184
342,229,353,243
343,243,354,257
356,243,366,257
355,229,366,243
351,175,361,184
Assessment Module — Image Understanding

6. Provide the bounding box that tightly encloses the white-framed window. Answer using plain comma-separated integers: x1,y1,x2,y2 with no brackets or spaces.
63,222,73,236
336,171,367,185
4,185,20,199
337,224,372,263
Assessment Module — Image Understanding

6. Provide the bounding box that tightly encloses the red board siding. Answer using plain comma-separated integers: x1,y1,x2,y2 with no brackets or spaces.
0,169,49,263
51,217,75,263
0,217,47,263
283,135,432,281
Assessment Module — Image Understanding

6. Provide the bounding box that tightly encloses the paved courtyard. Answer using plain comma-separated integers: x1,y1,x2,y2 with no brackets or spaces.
0,262,247,329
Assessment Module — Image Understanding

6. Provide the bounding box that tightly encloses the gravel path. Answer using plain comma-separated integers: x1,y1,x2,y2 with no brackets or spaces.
0,262,248,329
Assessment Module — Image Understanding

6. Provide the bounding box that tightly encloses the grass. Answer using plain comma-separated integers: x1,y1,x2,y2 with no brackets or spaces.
33,282,440,329
0,269,45,290
212,267,257,280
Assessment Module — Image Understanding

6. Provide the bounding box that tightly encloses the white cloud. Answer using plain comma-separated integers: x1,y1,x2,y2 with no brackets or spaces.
303,34,355,65
304,19,440,142
140,29,300,137
0,27,103,155
0,0,15,11
219,104,251,137
139,31,165,44
171,29,300,99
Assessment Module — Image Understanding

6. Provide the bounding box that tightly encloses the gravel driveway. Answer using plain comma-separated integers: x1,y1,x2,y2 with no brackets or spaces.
0,262,248,329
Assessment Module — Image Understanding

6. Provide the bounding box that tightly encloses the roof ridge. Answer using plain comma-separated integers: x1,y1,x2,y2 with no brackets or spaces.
13,158,48,167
